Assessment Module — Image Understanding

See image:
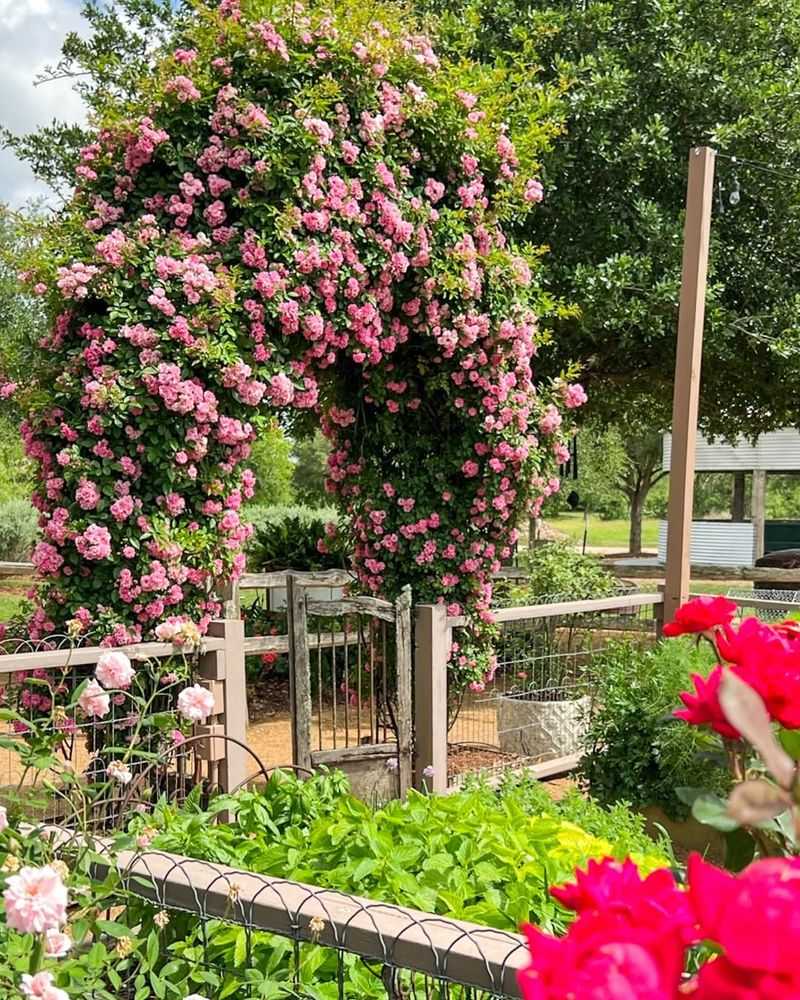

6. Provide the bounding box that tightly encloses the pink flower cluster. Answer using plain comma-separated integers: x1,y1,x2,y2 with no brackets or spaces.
15,0,579,673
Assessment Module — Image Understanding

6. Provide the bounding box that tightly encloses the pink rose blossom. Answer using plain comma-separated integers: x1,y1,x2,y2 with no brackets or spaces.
4,865,68,934
20,972,69,1000
95,650,135,690
177,684,215,723
78,679,111,718
44,928,73,957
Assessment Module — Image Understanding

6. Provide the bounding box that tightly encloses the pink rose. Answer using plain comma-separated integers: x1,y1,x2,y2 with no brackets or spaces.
0,804,7,832
4,866,68,934
78,679,111,718
95,650,135,690
20,972,69,1000
44,928,73,958
177,684,215,723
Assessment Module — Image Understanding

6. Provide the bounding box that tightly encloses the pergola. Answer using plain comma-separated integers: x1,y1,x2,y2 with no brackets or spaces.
658,429,800,569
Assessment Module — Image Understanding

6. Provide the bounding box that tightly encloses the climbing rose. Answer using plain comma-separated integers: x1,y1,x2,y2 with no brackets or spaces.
95,650,135,690
4,865,68,933
77,678,111,718
662,595,738,637
177,684,215,722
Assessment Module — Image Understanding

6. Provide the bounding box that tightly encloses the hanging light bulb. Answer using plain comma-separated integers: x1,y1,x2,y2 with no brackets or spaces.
729,175,741,206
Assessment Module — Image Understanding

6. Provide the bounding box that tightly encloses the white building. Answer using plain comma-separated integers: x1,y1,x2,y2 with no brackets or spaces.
658,429,800,568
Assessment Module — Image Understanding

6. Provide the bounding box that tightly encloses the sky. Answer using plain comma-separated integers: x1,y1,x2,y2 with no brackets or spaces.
0,0,87,207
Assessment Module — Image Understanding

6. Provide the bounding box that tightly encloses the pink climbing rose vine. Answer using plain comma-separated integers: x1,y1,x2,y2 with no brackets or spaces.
11,0,582,685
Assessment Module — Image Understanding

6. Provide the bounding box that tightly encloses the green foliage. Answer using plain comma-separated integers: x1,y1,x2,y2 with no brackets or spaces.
578,637,731,819
0,499,38,561
245,505,345,572
246,422,296,507
512,540,617,602
291,430,330,507
147,771,670,936
421,0,800,439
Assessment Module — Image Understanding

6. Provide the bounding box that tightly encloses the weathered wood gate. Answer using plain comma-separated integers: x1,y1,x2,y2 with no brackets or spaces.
286,574,413,798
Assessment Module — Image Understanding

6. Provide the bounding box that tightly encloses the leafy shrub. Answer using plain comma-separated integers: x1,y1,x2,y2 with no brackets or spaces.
149,771,670,935
578,637,731,819
245,505,345,572
0,499,38,561
499,540,618,605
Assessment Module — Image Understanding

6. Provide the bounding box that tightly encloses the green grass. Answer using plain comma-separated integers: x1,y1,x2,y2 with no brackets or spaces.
546,512,659,550
0,577,30,622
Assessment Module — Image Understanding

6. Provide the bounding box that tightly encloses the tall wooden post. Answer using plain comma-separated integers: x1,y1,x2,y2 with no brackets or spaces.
752,470,767,562
413,603,449,794
663,146,717,623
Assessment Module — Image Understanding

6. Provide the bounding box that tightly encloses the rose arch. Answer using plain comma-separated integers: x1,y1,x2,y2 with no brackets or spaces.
14,0,583,686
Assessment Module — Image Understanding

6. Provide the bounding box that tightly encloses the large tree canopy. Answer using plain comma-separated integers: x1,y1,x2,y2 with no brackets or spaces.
423,0,800,438
7,0,581,684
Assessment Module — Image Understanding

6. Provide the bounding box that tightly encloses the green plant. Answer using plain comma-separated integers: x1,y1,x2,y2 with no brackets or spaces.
0,499,38,562
578,637,731,819
246,506,345,573
148,772,670,936
507,541,617,605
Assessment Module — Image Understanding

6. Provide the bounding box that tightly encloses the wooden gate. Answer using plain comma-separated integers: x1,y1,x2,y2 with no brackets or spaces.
286,574,413,797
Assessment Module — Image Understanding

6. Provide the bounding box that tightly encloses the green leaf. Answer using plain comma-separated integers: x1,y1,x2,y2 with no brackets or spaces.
723,828,756,872
778,728,800,760
692,793,740,832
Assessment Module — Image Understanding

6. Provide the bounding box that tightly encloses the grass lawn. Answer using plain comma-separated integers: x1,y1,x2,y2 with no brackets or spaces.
0,577,31,622
545,512,659,551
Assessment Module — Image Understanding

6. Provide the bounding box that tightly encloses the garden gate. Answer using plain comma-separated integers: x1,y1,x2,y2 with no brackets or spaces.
286,574,413,798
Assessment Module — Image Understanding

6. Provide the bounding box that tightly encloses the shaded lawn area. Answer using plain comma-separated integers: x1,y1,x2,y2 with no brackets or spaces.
546,512,659,550
0,576,31,622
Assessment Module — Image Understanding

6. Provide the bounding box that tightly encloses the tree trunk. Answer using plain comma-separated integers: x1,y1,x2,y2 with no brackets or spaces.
629,488,645,556
731,472,746,521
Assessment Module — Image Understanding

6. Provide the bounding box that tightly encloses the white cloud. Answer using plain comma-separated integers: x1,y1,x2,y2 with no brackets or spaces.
0,0,87,207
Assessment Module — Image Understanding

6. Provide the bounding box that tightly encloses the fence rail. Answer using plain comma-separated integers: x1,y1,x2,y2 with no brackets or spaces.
91,845,527,998
415,592,665,793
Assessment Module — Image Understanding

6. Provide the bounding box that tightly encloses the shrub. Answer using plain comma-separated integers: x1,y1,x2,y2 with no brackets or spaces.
245,504,344,571
0,499,38,561
500,540,618,605
578,637,731,819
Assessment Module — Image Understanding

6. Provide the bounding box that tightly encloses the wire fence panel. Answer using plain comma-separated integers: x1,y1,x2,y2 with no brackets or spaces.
723,589,800,622
85,845,527,999
447,596,662,788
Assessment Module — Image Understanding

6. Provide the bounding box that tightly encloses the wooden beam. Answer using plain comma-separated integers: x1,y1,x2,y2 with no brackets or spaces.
752,470,766,562
663,147,717,623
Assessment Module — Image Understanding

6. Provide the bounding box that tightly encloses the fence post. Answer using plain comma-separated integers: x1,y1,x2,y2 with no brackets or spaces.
414,603,449,794
287,574,312,771
663,146,716,622
202,618,248,793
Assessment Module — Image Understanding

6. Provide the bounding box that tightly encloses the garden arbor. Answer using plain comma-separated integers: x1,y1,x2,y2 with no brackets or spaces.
11,0,582,687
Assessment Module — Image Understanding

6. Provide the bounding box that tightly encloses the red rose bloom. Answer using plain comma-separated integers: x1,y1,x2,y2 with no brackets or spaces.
662,595,738,637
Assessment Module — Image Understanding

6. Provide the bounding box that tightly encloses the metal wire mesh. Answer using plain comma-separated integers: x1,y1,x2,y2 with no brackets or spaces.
724,588,800,622
447,599,660,787
81,845,526,999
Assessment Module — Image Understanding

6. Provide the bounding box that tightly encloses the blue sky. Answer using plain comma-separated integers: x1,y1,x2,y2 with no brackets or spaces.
0,0,87,206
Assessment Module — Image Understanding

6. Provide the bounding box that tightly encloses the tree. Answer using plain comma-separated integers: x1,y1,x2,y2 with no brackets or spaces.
246,423,295,507
422,0,800,439
291,431,330,508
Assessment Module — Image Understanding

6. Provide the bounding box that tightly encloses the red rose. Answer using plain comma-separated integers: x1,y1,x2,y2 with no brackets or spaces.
662,595,738,637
